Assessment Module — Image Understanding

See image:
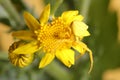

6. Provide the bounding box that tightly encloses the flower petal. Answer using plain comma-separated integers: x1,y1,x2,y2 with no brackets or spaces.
39,4,50,26
56,49,75,67
13,41,40,54
39,53,55,68
72,42,93,73
12,31,35,40
61,11,78,24
24,11,40,31
72,21,90,38
72,15,84,21
72,42,86,55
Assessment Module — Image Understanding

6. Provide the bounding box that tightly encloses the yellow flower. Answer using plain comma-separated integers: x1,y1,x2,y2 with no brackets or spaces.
9,4,93,73
8,41,34,67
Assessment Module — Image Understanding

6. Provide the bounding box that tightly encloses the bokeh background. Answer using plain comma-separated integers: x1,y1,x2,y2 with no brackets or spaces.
0,0,120,80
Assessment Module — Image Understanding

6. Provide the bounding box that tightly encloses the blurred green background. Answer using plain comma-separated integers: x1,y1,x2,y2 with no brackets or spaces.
0,0,120,80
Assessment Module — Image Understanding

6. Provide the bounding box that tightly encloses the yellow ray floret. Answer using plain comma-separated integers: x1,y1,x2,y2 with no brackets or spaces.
72,20,90,39
12,30,35,40
39,53,55,68
55,49,75,67
39,4,50,26
23,11,40,31
12,41,40,54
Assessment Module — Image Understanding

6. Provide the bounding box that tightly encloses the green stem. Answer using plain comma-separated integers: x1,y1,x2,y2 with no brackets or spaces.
80,0,91,22
50,0,63,16
45,61,73,80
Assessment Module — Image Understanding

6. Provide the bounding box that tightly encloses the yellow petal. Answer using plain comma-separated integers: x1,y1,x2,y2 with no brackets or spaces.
24,11,40,31
61,11,78,24
72,42,93,73
56,49,75,67
13,41,39,54
72,15,84,21
72,21,90,38
72,42,86,55
39,53,55,68
39,4,50,26
12,31,35,40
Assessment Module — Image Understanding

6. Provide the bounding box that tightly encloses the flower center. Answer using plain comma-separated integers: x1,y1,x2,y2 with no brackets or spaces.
34,17,74,53
50,17,72,39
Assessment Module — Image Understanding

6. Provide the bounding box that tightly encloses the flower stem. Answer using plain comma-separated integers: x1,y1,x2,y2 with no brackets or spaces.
45,61,73,80
80,0,91,22
50,0,63,16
